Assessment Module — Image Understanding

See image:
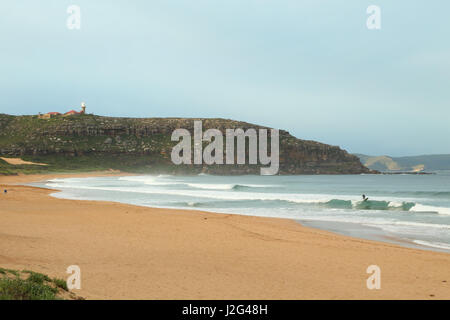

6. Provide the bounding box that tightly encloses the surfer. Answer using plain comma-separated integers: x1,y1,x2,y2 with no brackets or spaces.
362,194,369,202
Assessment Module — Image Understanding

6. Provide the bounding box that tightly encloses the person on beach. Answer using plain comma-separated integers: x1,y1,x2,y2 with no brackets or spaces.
3,189,6,194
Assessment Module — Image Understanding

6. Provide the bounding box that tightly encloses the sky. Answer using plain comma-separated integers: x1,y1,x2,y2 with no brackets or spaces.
0,0,449,156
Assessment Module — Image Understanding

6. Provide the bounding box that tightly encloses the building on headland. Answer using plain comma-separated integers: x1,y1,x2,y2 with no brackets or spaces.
38,102,86,119
64,109,80,116
38,112,61,119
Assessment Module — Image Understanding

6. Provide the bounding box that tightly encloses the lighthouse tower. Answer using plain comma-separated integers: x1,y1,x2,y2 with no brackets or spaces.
81,102,86,114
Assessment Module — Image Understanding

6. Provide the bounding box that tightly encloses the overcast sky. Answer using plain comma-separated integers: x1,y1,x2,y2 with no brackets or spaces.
0,0,449,156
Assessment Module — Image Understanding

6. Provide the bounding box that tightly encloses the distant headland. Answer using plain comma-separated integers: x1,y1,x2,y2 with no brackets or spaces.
355,153,450,173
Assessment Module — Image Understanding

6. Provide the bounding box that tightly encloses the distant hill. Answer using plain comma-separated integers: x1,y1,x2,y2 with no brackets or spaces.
355,153,450,172
0,113,371,175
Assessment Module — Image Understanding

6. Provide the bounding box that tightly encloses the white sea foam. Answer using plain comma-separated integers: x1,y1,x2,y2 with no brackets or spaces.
297,216,450,230
388,201,403,207
117,176,280,190
46,179,450,216
413,240,450,250
48,184,337,203
118,176,159,182
186,183,236,190
186,183,280,190
410,203,450,215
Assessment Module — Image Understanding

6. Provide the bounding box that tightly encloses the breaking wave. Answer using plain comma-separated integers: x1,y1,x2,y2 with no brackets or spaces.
323,199,416,211
48,179,450,216
186,183,281,190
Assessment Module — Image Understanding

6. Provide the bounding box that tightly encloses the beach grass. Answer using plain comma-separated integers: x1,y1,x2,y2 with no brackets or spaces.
0,268,80,300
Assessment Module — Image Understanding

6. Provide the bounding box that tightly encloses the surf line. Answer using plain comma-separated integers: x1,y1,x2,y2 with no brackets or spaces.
171,120,279,175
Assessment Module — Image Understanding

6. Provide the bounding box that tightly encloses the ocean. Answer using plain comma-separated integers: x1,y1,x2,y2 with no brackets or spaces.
36,172,450,252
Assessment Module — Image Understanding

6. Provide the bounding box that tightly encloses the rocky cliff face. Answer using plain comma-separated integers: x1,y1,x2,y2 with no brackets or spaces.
0,114,371,174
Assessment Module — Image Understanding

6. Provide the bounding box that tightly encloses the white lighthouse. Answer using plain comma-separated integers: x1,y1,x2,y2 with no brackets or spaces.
81,102,86,114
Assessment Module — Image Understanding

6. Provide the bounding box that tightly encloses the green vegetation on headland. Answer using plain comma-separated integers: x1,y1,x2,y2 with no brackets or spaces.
0,113,372,175
0,268,82,300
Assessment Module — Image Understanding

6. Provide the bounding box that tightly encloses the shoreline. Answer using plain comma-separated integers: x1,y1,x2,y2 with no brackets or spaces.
31,173,450,254
298,219,449,254
1,172,450,299
40,182,450,255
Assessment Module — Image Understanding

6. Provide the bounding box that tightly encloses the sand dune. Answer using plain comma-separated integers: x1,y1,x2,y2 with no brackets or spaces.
0,157,47,166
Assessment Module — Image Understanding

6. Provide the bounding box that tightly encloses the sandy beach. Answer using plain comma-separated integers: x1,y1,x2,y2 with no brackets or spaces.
1,172,449,300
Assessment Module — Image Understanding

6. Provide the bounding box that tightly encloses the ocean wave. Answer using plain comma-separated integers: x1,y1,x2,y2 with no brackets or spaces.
323,199,415,211
45,184,336,203
168,201,203,207
186,183,280,190
118,176,280,190
118,176,160,182
393,191,450,198
118,176,180,186
413,240,450,250
299,216,450,230
45,178,450,216
321,199,449,215
47,178,87,183
410,204,450,215
186,183,236,190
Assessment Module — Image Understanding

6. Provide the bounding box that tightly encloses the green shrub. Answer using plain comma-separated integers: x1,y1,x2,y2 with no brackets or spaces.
0,278,58,300
52,278,68,291
24,271,51,284
0,268,75,300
